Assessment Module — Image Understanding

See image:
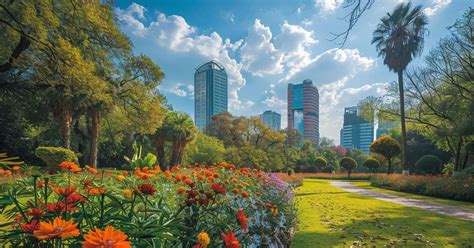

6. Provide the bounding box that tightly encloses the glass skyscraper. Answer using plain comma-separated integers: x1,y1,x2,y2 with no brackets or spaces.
288,79,320,145
261,110,281,131
194,61,228,131
340,106,374,153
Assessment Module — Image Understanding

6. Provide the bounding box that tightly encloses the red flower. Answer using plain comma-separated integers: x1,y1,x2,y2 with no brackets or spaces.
59,161,81,172
82,180,93,188
21,220,40,233
138,183,156,196
66,193,86,204
222,229,240,248
53,186,77,197
27,208,45,219
211,183,226,194
185,178,196,188
236,209,248,231
46,202,78,215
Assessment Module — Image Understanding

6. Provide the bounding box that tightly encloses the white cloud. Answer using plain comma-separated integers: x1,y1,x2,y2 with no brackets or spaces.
240,19,284,76
262,96,286,107
168,83,195,97
115,4,246,112
229,89,255,110
424,0,451,16
314,0,344,13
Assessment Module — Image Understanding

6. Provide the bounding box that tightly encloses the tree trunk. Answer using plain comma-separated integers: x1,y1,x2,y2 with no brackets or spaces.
155,136,166,170
88,109,100,168
398,70,409,175
348,170,351,179
59,109,73,149
387,158,392,175
170,139,181,167
454,138,462,171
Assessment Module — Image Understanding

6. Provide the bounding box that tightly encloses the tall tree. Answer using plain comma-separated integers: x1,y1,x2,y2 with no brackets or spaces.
167,112,197,167
372,2,428,174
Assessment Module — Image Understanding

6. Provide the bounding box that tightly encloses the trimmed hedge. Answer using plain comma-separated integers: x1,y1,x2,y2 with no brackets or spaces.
414,155,442,175
371,174,474,202
35,146,78,174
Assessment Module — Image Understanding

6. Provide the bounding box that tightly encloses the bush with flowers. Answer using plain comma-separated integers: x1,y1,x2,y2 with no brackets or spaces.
0,161,296,247
371,174,474,202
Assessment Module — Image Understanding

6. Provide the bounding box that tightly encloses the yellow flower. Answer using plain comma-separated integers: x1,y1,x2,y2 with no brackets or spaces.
117,175,126,182
197,232,210,247
122,189,133,199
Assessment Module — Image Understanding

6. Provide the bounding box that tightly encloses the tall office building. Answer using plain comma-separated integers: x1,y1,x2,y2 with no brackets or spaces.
340,106,374,153
288,79,320,145
261,110,281,131
194,61,228,131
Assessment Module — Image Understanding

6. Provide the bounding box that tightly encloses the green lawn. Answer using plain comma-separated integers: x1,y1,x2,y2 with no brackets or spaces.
352,181,474,211
292,179,474,247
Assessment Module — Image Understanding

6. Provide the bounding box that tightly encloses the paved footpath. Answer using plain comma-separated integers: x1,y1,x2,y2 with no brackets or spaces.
330,181,474,222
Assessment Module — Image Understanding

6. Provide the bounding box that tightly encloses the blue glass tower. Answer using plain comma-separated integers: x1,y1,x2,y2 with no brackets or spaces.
261,110,281,131
194,61,228,131
340,106,374,153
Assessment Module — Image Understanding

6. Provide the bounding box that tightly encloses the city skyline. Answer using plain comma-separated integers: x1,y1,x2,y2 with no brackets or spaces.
114,0,470,143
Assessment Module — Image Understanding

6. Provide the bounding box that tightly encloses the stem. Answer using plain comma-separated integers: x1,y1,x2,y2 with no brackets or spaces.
33,176,38,206
144,195,148,219
44,178,49,206
99,193,105,228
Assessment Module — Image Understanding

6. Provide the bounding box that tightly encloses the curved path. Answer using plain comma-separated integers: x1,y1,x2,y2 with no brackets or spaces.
330,181,474,222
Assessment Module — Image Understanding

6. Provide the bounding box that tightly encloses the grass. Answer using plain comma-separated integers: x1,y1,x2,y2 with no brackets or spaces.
292,179,474,247
352,181,474,211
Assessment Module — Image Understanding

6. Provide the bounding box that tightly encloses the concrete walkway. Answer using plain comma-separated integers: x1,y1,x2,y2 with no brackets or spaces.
330,181,474,222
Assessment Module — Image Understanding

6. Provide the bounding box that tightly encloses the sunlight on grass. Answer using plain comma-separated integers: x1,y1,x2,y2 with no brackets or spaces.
293,179,474,247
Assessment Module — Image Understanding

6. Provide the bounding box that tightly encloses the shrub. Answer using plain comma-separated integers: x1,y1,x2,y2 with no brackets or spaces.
321,166,335,173
414,155,442,175
364,158,380,171
371,174,474,202
340,157,357,178
370,136,401,174
35,146,78,174
314,157,327,168
442,163,455,176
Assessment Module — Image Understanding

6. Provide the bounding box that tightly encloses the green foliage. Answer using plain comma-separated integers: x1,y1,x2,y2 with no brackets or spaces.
364,158,381,171
340,157,358,177
442,163,455,176
320,166,335,173
414,155,442,175
314,157,328,168
35,146,78,173
184,132,225,166
124,142,157,169
0,153,24,167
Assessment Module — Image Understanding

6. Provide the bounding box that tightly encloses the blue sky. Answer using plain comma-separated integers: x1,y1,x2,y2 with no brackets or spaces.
114,0,471,144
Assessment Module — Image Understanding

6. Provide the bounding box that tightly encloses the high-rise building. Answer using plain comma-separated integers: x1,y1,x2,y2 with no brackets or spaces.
288,79,320,144
194,61,228,131
340,106,374,153
261,110,281,131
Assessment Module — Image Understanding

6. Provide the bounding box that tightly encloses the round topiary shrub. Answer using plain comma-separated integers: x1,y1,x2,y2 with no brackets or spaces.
35,146,78,174
363,158,380,172
314,157,327,168
340,157,357,178
414,155,442,175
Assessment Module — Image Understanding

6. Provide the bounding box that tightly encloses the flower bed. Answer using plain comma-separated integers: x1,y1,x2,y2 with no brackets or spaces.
371,174,474,202
0,162,296,247
305,173,373,180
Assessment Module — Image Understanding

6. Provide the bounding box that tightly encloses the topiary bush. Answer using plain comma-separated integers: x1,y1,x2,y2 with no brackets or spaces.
414,155,442,175
370,135,401,174
363,158,380,172
340,157,357,178
35,146,78,174
314,157,327,168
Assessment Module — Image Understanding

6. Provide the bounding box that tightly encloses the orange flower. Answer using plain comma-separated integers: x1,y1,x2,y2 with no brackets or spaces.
222,229,240,248
240,191,249,198
117,175,126,182
231,189,239,195
53,186,77,197
33,217,80,240
59,162,81,172
82,226,131,248
12,166,20,171
176,186,186,195
4,170,12,176
236,209,248,231
88,187,106,195
84,165,97,174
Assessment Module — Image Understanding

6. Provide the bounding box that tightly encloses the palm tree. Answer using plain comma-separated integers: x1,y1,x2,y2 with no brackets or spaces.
168,112,197,167
372,2,428,174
